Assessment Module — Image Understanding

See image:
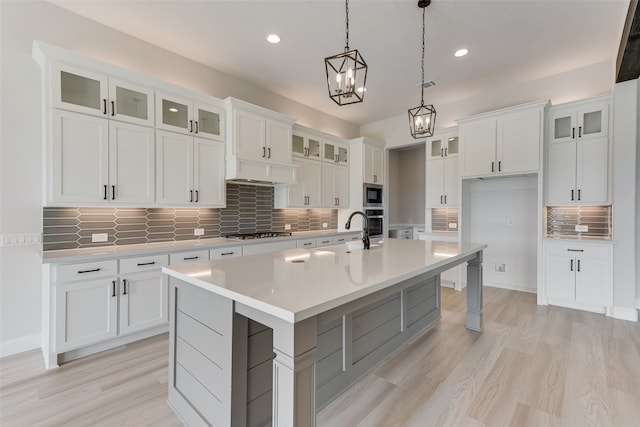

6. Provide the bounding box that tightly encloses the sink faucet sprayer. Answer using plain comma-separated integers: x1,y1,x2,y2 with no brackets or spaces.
345,211,370,250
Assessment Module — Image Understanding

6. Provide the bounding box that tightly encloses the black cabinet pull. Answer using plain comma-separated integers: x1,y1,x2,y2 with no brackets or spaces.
195,121,199,134
441,148,444,157
184,256,199,260
498,161,502,172
136,261,156,266
491,161,495,173
440,195,443,204
335,154,339,163
577,259,581,272
567,249,584,252
303,243,312,246
122,279,128,295
78,268,101,274
195,190,199,203
111,185,115,200
445,147,448,156
578,126,582,138
189,190,193,202
112,280,116,297
444,195,447,204
262,146,266,158
571,189,574,201
572,127,575,139
577,189,581,201
268,147,271,158
189,120,193,133
103,99,107,115
570,259,574,271
110,101,115,116
221,252,234,256
103,185,108,200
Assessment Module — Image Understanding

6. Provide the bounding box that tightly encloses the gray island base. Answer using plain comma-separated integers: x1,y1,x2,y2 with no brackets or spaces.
162,239,486,426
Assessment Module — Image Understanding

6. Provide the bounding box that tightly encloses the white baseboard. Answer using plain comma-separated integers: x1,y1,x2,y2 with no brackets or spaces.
484,282,537,294
0,333,41,358
609,306,639,322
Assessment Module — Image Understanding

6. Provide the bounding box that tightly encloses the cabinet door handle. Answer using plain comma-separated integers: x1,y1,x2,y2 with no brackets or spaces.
570,259,574,272
112,280,116,297
136,261,156,266
122,279,128,295
444,195,447,204
303,242,312,246
189,120,193,133
567,249,584,252
103,184,108,200
577,259,581,272
571,189,575,201
491,161,495,173
195,190,199,203
498,161,502,172
195,121,199,134
335,154,339,163
183,256,199,260
221,252,235,256
189,190,193,202
262,146,266,158
268,147,271,158
373,175,377,183
103,99,107,115
111,185,116,200
440,195,443,204
78,268,101,274
572,127,575,139
441,148,444,157
110,101,115,117
577,189,581,201
578,126,582,138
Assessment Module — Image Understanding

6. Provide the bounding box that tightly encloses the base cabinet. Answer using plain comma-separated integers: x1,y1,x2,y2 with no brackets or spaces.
119,271,168,336
544,241,611,313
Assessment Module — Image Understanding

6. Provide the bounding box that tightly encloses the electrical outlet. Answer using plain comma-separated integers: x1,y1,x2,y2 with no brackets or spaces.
495,263,506,272
284,224,291,230
448,222,457,229
194,228,204,236
92,233,108,243
322,222,328,228
507,219,514,226
575,224,588,232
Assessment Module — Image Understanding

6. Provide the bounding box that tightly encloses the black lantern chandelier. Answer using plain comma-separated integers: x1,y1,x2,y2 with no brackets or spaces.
408,0,436,138
325,0,368,106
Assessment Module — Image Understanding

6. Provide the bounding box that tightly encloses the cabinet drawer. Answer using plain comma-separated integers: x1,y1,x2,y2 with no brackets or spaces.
54,259,118,283
210,246,243,260
347,233,361,241
120,254,168,274
169,250,210,265
297,238,317,249
316,237,334,247
332,235,349,245
544,242,611,259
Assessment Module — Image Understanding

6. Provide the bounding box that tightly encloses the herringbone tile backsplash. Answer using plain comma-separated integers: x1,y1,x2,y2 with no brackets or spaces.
43,184,338,251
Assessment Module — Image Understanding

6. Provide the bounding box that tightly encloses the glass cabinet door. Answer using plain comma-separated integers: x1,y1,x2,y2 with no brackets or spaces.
578,104,608,140
308,138,321,160
110,79,154,126
337,146,348,165
156,93,190,133
549,109,576,143
446,136,459,157
54,64,108,117
292,134,305,157
324,142,336,162
194,103,223,141
428,138,443,159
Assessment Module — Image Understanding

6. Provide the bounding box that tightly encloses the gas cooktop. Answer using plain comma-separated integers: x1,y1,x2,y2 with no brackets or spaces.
224,232,292,240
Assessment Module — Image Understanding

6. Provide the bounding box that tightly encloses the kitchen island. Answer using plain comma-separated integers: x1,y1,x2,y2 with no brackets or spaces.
162,238,486,426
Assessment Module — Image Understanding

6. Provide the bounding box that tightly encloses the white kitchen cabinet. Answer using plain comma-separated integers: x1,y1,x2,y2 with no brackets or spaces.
119,254,169,336
156,130,225,207
544,241,611,313
49,110,154,206
323,138,349,166
292,131,322,161
156,92,223,141
274,158,322,208
458,101,546,178
364,144,384,184
53,63,154,127
322,163,349,208
548,99,608,143
210,246,243,260
426,131,459,208
297,238,317,249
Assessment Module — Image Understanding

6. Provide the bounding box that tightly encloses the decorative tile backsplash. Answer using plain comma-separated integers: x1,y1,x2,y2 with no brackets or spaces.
545,205,612,239
43,184,338,251
431,208,459,232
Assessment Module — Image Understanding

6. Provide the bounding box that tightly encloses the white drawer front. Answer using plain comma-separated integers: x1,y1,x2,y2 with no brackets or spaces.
316,237,334,247
120,254,168,274
545,242,611,259
297,239,317,249
169,250,210,265
210,246,243,260
332,235,348,245
54,259,117,283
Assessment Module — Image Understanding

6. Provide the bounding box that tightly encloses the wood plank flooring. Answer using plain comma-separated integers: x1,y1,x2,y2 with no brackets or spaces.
2,287,639,426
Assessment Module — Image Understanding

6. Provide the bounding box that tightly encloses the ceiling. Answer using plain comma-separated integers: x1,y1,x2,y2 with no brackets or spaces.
49,0,630,127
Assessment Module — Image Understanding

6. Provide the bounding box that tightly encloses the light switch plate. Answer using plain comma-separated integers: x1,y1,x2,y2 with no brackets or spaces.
194,228,204,236
448,222,458,229
92,233,108,243
575,224,589,232
284,224,292,230
322,223,328,228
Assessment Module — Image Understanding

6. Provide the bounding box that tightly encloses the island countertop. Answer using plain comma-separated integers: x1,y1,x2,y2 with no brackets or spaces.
162,238,487,323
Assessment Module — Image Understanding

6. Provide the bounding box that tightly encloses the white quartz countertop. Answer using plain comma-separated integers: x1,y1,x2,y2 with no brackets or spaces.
41,229,361,263
163,238,487,323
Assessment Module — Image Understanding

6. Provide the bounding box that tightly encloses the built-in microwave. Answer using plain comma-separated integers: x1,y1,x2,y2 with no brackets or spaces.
363,184,383,207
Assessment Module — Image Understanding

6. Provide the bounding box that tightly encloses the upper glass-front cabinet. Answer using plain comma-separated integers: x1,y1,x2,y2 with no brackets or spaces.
156,92,223,141
292,133,321,160
427,133,458,159
549,101,608,144
53,63,154,126
323,140,349,165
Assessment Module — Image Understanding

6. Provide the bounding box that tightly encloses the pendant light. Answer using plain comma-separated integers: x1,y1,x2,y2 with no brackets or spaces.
325,0,368,106
408,0,436,138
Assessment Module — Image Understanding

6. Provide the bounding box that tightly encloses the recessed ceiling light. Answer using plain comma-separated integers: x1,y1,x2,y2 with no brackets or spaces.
267,34,281,44
454,48,469,57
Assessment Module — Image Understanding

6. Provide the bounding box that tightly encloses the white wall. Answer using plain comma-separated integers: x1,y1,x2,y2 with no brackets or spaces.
0,0,358,355
388,150,401,224
360,61,614,147
388,146,425,225
637,78,640,311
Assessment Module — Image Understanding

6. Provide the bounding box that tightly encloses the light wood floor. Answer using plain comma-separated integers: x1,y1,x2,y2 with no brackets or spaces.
2,287,639,426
